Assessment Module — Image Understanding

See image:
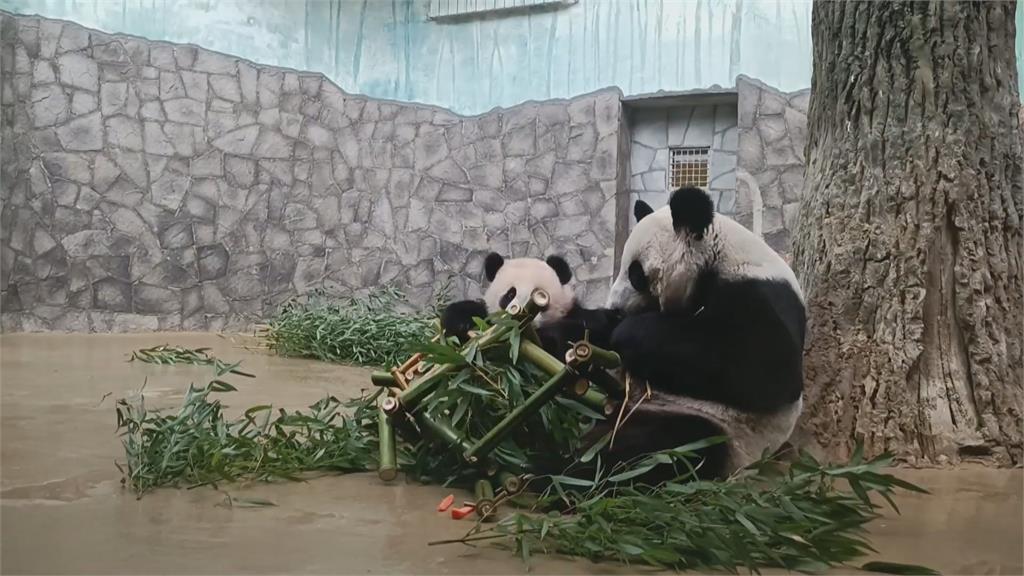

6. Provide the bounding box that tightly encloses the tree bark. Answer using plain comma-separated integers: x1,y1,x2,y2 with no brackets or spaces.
792,0,1023,466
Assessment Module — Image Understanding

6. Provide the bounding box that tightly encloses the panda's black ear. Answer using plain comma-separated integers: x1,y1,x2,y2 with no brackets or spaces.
484,252,504,282
545,255,572,285
634,199,654,222
669,186,714,239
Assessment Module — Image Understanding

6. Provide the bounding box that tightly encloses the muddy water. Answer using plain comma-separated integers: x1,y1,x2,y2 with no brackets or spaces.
1,333,1021,575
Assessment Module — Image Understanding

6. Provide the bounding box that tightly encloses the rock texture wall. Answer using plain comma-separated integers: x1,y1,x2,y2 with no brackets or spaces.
735,75,809,257
0,12,624,332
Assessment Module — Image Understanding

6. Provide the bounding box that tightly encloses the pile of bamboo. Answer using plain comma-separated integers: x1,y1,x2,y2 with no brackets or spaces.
369,288,625,517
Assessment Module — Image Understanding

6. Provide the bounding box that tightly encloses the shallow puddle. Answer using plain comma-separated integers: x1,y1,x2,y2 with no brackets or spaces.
2,333,1021,574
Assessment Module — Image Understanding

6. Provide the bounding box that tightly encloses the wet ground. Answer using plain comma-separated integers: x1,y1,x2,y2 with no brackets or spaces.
1,333,1021,575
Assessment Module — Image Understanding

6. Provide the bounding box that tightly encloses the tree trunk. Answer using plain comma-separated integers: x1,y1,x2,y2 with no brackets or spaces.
792,0,1023,466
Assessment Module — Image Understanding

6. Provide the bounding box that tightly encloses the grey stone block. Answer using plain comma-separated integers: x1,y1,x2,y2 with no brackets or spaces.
180,70,208,102
209,73,240,102
190,149,223,177
92,39,129,64
31,84,70,127
56,111,103,150
32,60,56,84
110,150,148,187
197,243,229,280
158,221,194,249
192,50,235,74
70,91,98,115
106,116,143,151
164,98,205,126
93,278,131,311
760,90,788,115
133,283,179,314
150,44,175,70
42,152,91,183
212,124,259,155
174,46,197,69
253,128,292,158
57,24,90,53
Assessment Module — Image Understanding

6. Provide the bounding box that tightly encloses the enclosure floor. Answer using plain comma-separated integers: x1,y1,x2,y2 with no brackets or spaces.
1,333,1021,575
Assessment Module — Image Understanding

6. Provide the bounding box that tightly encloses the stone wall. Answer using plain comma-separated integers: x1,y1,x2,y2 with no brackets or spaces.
627,102,738,223
0,11,624,332
735,75,809,256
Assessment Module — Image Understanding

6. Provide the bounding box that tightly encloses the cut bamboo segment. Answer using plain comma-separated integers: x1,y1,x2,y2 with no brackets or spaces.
377,406,398,481
390,368,409,390
575,342,621,370
569,378,589,397
474,478,495,500
371,371,399,388
498,472,524,494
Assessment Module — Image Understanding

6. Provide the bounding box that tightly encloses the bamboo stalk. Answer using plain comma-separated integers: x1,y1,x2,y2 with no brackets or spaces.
574,387,610,415
517,339,565,377
414,412,473,454
377,407,398,481
464,367,577,462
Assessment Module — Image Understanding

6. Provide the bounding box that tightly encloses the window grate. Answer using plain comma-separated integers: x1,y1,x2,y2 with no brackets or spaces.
668,147,710,189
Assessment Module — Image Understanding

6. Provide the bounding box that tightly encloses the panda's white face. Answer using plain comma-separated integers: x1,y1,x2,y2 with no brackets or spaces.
607,205,710,313
483,255,575,326
607,187,802,312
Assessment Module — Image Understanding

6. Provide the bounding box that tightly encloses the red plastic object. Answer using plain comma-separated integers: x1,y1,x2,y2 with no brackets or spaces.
450,505,475,520
437,494,455,512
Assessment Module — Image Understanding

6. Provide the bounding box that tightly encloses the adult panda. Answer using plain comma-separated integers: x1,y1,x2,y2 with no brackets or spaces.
440,253,622,360
593,186,806,480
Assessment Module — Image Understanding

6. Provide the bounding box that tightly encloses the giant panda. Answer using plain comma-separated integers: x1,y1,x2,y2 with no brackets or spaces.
440,252,622,360
591,186,806,480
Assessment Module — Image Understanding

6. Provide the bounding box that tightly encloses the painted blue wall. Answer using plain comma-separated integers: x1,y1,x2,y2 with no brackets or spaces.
3,0,1021,115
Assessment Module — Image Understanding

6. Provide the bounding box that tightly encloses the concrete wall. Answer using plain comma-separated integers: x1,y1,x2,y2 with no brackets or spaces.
0,12,624,332
627,101,738,224
0,0,820,115
735,75,809,258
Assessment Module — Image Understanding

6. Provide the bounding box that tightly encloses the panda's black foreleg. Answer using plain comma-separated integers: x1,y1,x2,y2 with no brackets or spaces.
439,299,488,344
536,307,623,360
610,311,718,400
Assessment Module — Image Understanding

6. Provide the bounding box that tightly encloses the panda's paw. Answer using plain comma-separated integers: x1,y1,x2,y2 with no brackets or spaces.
440,299,488,343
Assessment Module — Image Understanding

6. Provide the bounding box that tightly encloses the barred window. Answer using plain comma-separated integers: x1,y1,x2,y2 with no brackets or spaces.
668,147,710,189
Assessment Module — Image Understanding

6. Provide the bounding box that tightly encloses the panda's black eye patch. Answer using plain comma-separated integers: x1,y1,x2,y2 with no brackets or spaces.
628,261,649,293
498,287,517,309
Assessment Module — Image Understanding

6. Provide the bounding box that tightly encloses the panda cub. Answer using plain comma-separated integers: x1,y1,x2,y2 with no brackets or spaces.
441,253,622,360
596,186,806,480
